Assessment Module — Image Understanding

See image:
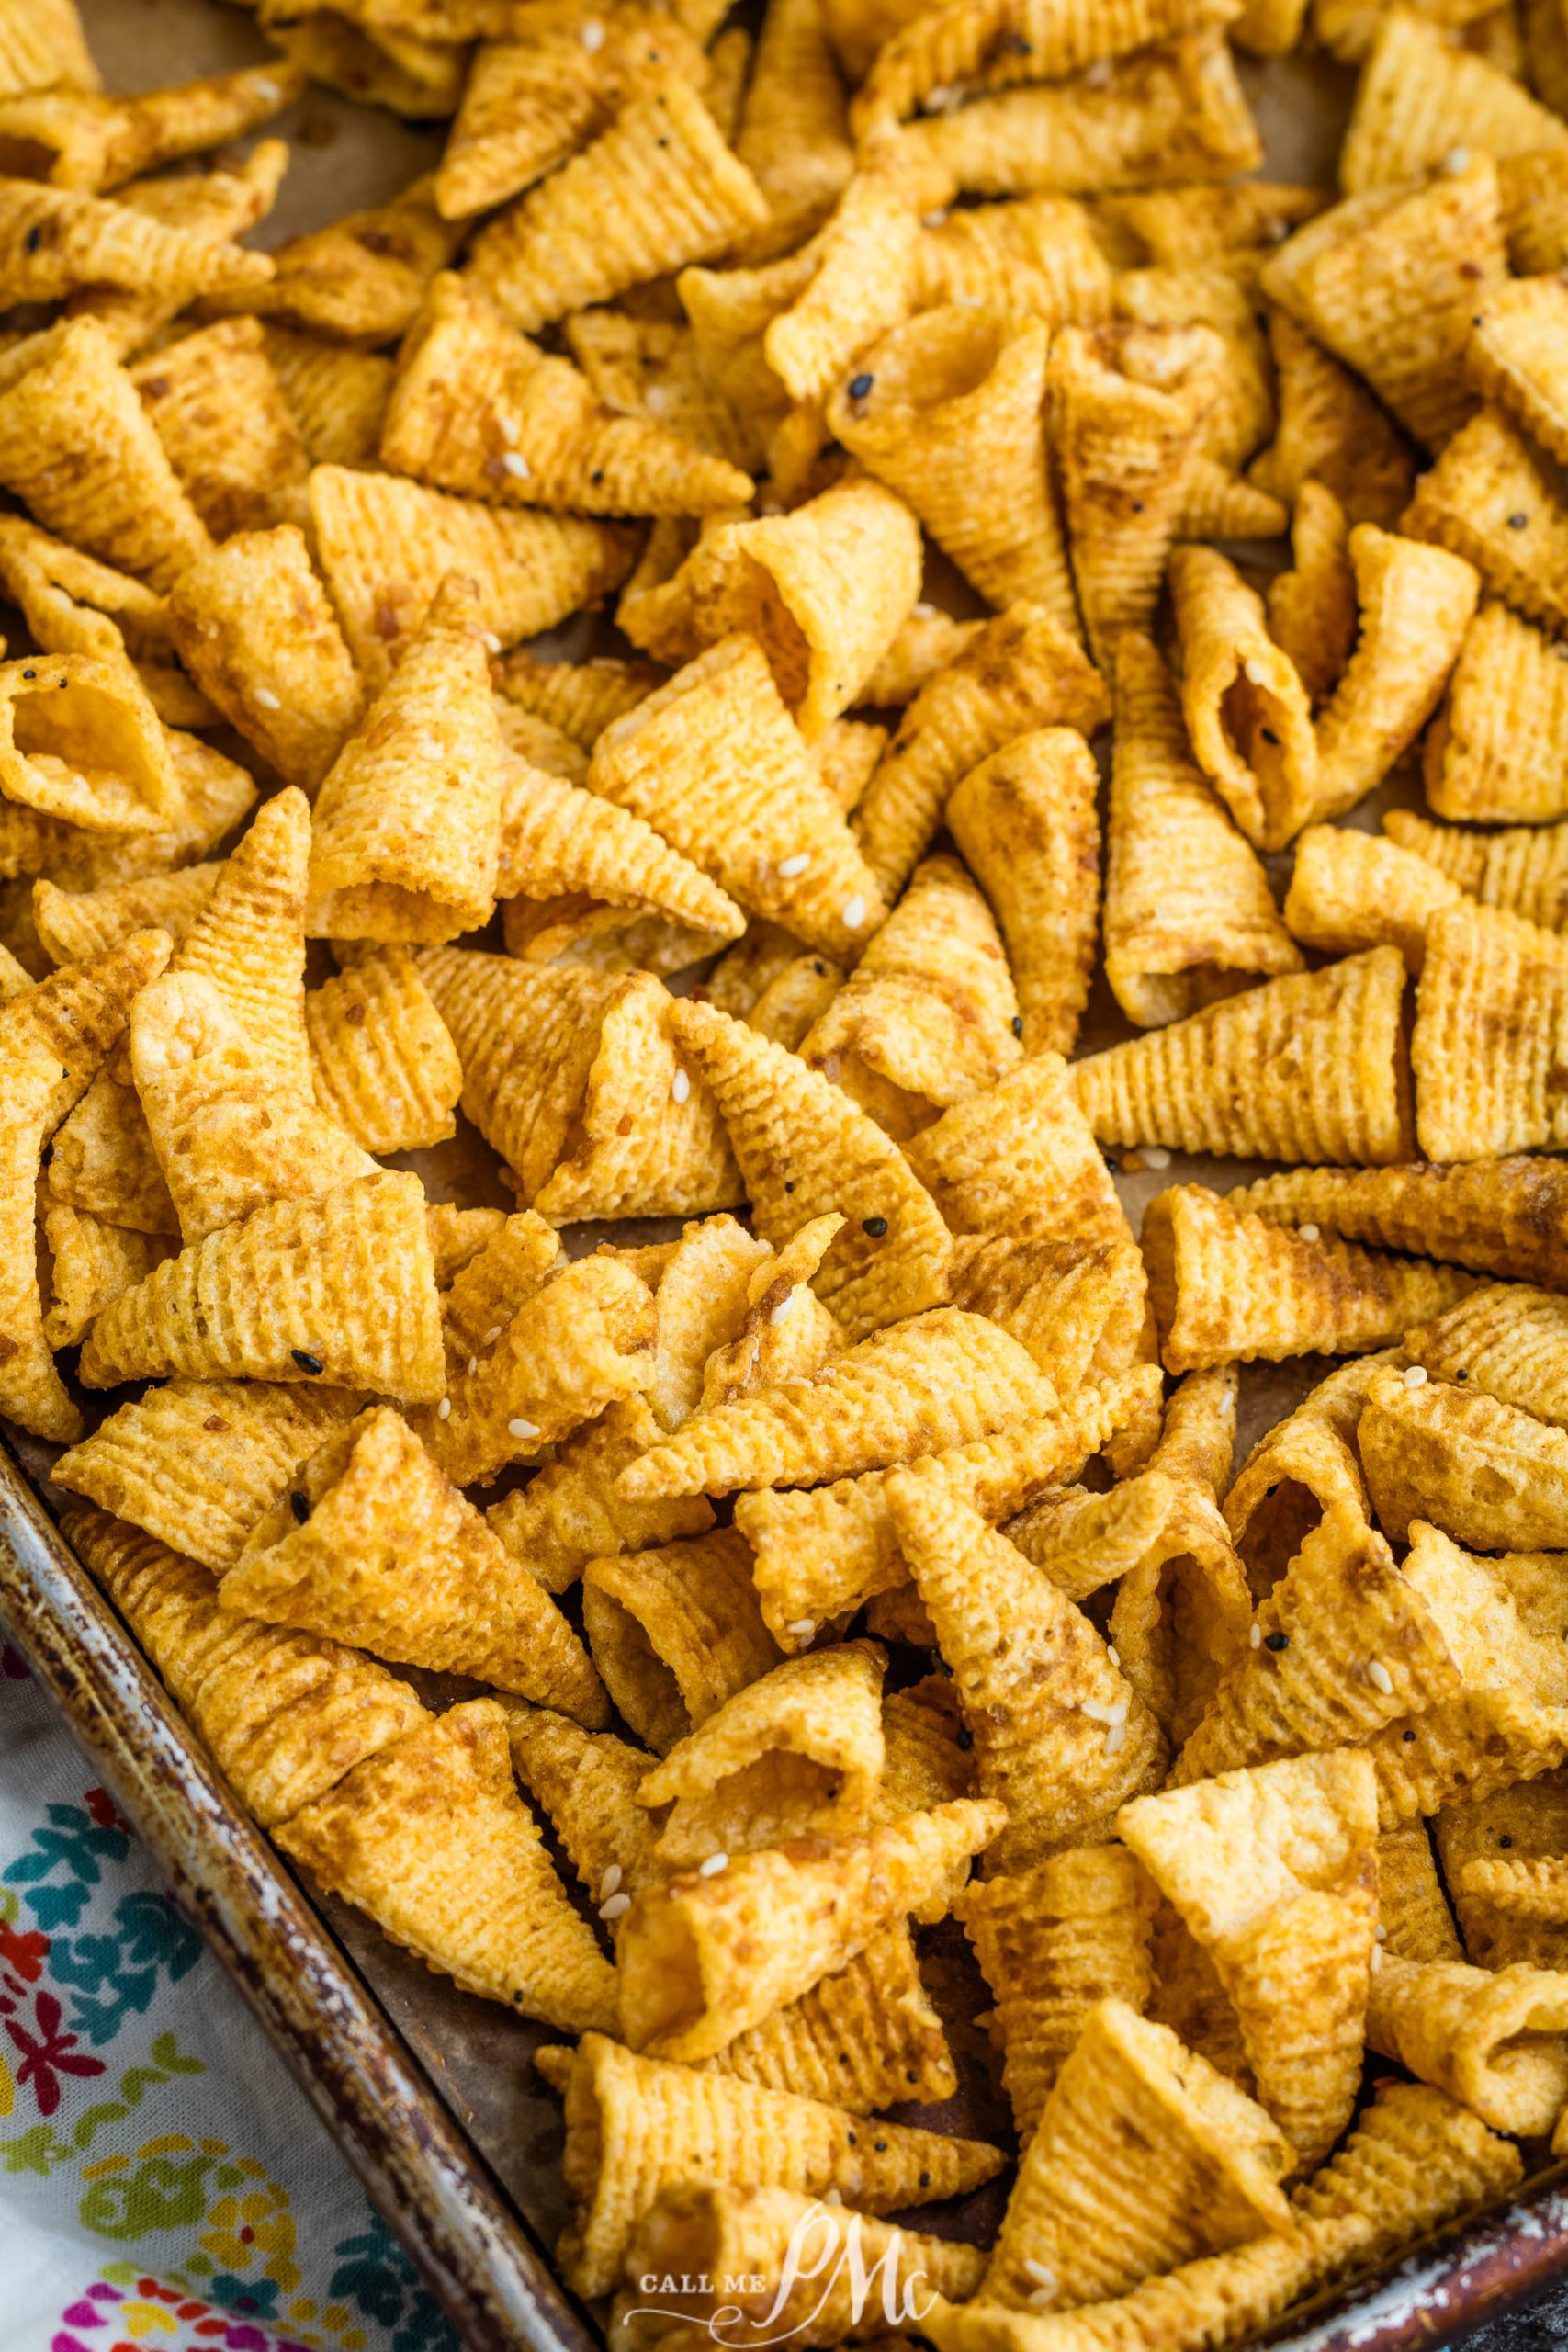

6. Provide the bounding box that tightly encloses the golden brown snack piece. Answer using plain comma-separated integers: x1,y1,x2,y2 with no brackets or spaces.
1426,602,1568,823
1266,481,1357,707
468,77,768,334
0,0,96,99
1046,322,1218,668
1385,806,1568,925
695,1215,847,1414
309,462,638,692
733,0,852,257
888,1458,1166,1870
1370,1688,1568,1831
1229,1159,1568,1289
1403,1283,1568,1432
1378,1822,1463,1963
434,1208,562,1371
852,605,1109,902
946,729,1099,1057
908,1053,1131,1256
1259,157,1506,453
276,1699,618,2031
983,1997,1295,2314
1121,1749,1380,2167
496,650,662,751
759,164,925,409
1368,1954,1568,2134
1283,825,1463,972
1228,1354,1393,1596
490,1399,716,1596
554,2030,1006,2299
1400,1521,1568,1710
502,1699,664,1904
1168,545,1317,853
863,606,986,705
32,865,220,967
1359,1365,1568,1551
129,317,308,542
1103,634,1301,1028
798,855,1020,1137
616,1798,1001,2060
0,176,272,311
166,526,365,797
0,651,174,836
957,1846,1158,2142
1340,9,1567,193
207,173,464,345
1072,947,1411,1164
1293,2076,1522,2264
1403,407,1568,639
1247,311,1416,530
1465,273,1568,470
40,1199,174,1349
1414,903,1568,1160
305,949,462,1156
1143,1185,1477,1373
1172,1502,1461,1784
256,328,393,469
582,1526,780,1756
67,1502,429,1827
227,1406,605,1717
80,1170,446,1403
829,309,1076,633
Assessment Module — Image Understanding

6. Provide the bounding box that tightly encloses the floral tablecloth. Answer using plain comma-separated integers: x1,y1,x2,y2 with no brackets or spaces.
0,1625,459,2352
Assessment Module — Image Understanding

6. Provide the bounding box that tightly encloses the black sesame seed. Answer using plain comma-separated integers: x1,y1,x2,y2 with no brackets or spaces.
590,469,604,484
1509,512,1530,529
1500,1834,1514,1848
813,960,826,976
919,2169,931,2185
1011,1014,1023,1038
24,225,41,254
847,2129,857,2144
1456,1368,1468,1379
1264,1631,1289,1652
848,372,874,399
908,2073,920,2087
20,669,33,681
784,1180,795,1193
290,1490,310,1524
58,676,67,687
1102,1153,1119,1173
1131,501,1145,514
862,1215,889,1236
873,2140,887,2153
1259,727,1279,745
1403,1727,1416,1742
291,1348,325,1374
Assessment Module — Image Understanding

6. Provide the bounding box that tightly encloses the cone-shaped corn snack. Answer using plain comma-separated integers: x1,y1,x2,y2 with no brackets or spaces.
586,636,886,961
888,1459,1166,1868
1423,602,1568,823
1370,1689,1568,1830
1220,1352,1391,1597
623,1306,1054,1498
1378,1822,1463,1963
0,61,299,195
208,172,462,345
1104,634,1301,1026
0,0,96,99
1295,2075,1522,2264
733,0,852,256
309,572,501,944
956,1847,1157,2142
1403,408,1568,638
1404,1283,1568,1431
1143,1185,1477,1374
0,929,169,1439
1088,179,1323,266
828,310,1074,629
419,1253,656,1486
1414,902,1568,1160
625,478,923,743
668,996,953,1336
798,855,1020,1137
582,1527,781,1755
1465,273,1568,473
555,2030,1006,2297
1359,1365,1568,1551
1111,256,1272,477
908,1050,1129,1248
1400,1520,1568,1706
166,526,364,796
225,1406,607,1718
852,605,1109,901
565,305,756,475
259,18,466,121
1230,1159,1568,1288
503,1699,665,1902
1340,10,1567,194
39,1199,173,1349
309,463,637,692
276,1699,618,2030
33,865,220,967
469,77,768,334
864,607,986,705
0,513,175,704
634,1213,773,1434
880,31,1262,202
491,1392,719,1599
0,321,212,590
1073,947,1410,1163
618,2183,983,2352
130,972,374,1245
1438,1773,1568,1967
80,1170,446,1400
1266,481,1357,707
759,164,926,408
54,1377,361,1572
694,1215,847,1415
1385,806,1568,924
382,276,751,517
64,1506,428,1828
0,725,253,901
1367,1953,1568,2134
304,949,461,1156
1121,1749,1381,2167
1247,311,1415,529
497,649,662,751
947,729,1099,1056
985,1997,1295,2312
1171,1502,1460,1783
129,316,308,541
738,1370,1160,1647
434,1207,562,1370
0,651,174,835
617,1797,1001,2060
0,177,272,310
1045,322,1217,667
1284,825,1463,972
1258,158,1506,453
1168,546,1316,853
636,1639,885,1867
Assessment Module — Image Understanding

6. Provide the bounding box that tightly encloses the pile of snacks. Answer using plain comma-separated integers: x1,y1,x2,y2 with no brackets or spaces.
14,0,1568,2342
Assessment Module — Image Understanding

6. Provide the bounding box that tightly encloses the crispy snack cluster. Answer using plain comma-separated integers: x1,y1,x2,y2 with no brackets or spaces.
11,0,1568,2346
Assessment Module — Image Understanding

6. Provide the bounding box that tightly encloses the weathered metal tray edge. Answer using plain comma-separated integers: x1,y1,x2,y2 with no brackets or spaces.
8,1427,1568,2352
0,1428,596,2352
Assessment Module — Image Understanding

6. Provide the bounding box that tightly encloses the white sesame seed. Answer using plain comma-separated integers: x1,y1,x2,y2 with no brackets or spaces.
778,853,811,878
600,1863,623,1899
1375,1923,1387,1942
1250,1623,1263,1649
1368,1658,1394,1695
822,2188,843,2206
1023,2263,1056,2292
582,16,605,45
1104,1720,1126,1755
671,1067,691,1103
1084,56,1113,86
483,1326,502,1345
922,209,948,228
502,449,532,479
498,412,519,444
253,74,283,101
467,1356,479,1377
787,1618,816,1639
509,1417,541,1441
770,1291,797,1325
1298,1223,1321,1242
1444,146,1471,173
1107,1645,1121,1668
1080,1699,1116,1724
482,631,502,654
437,1396,451,1419
1143,1147,1171,1170
254,685,281,710
699,1852,729,1876
913,601,941,619
1371,1943,1382,1973
841,894,867,929
1403,1363,1428,1390
599,1891,631,1921
1243,657,1268,687
644,383,671,416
